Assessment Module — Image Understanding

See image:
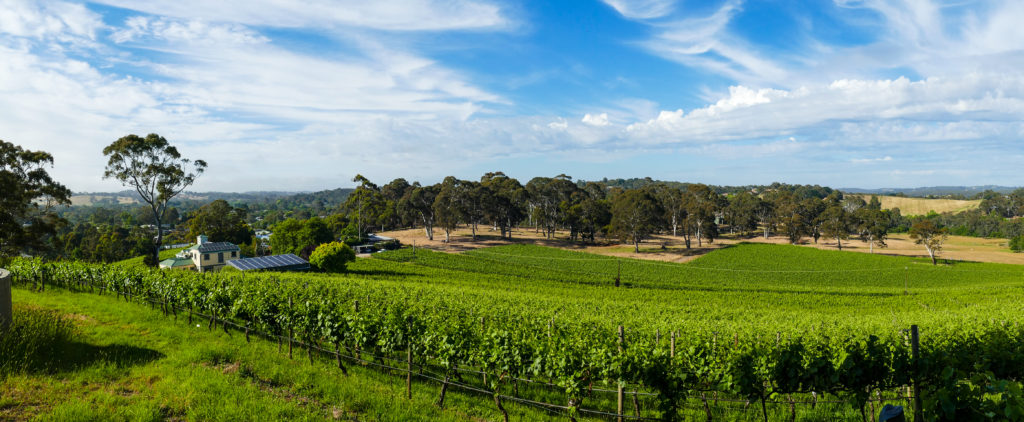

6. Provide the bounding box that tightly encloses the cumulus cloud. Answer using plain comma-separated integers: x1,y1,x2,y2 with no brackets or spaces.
581,113,611,126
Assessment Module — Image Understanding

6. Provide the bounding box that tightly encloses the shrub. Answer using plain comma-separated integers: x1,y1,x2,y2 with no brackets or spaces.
1011,235,1024,253
0,305,77,375
308,242,356,273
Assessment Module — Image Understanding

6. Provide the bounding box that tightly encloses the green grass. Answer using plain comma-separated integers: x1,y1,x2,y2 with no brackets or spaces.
366,243,1024,336
111,247,189,268
10,243,1024,420
2,288,577,421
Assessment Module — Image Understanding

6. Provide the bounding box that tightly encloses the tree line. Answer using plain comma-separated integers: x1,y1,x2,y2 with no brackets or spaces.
325,173,942,257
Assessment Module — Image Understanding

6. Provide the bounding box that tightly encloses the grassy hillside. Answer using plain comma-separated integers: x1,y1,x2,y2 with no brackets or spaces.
111,246,188,268
3,289,566,421
851,194,980,215
9,244,1024,420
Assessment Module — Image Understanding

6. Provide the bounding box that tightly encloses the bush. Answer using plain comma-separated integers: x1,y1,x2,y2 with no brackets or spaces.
0,305,77,375
308,242,356,273
1010,235,1024,253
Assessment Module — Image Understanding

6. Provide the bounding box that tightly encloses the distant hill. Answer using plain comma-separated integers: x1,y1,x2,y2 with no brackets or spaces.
841,185,1019,198
70,190,299,207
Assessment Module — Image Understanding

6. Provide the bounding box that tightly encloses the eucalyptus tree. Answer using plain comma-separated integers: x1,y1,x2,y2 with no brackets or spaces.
854,207,889,253
433,176,466,243
654,184,686,237
819,203,850,250
381,178,414,230
525,174,577,239
481,172,526,239
610,189,664,253
343,174,385,238
725,191,761,235
910,219,948,265
684,184,723,247
399,183,439,241
1,140,71,260
102,133,206,266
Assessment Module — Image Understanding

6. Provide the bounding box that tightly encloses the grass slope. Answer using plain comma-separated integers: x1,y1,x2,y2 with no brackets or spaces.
2,289,569,421
111,247,188,268
850,194,980,215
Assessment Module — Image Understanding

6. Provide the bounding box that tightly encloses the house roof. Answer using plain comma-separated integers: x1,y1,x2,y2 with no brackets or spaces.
227,254,310,271
195,242,240,253
160,257,194,268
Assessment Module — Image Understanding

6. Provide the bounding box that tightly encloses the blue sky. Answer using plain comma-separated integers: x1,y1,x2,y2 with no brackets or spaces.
2,0,1024,192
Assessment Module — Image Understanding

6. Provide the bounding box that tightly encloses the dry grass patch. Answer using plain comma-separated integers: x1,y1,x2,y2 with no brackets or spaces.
850,195,980,216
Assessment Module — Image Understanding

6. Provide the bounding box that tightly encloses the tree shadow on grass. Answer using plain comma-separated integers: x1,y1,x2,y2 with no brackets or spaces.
29,342,164,375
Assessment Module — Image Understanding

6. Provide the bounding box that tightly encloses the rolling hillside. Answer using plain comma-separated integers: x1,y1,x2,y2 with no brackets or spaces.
850,194,980,215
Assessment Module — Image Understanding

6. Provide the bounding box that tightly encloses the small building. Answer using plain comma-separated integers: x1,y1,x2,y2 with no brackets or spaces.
353,233,399,254
226,254,310,272
159,257,195,271
181,235,241,272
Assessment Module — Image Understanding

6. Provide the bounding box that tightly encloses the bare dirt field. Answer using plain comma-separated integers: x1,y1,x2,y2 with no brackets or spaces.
379,225,1024,266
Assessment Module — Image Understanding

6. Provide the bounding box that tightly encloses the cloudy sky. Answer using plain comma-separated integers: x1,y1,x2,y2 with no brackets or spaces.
2,0,1023,192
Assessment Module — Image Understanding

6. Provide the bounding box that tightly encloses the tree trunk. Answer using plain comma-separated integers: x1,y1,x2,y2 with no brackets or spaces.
152,210,163,266
697,225,703,247
927,246,936,265
634,240,640,254
837,237,842,251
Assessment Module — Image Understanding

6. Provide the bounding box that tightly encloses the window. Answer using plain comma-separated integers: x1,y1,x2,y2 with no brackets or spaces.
218,252,224,263
203,254,209,261
231,251,237,258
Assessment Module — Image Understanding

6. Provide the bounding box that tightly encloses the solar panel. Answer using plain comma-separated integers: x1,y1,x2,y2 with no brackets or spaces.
227,254,310,271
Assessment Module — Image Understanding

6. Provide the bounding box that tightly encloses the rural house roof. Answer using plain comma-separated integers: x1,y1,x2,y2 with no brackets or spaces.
194,242,240,253
159,257,194,268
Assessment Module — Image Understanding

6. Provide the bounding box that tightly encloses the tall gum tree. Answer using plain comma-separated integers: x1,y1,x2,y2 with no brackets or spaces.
910,219,948,265
1,140,71,260
103,134,206,266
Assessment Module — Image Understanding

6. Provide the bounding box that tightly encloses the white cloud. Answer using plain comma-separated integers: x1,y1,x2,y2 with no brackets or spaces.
547,118,568,130
581,112,611,126
90,0,510,31
851,156,893,164
0,0,508,191
624,74,1024,145
111,17,269,45
0,0,103,41
602,0,675,19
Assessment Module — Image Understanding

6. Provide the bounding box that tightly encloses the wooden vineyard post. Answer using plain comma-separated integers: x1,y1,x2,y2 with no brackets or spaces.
480,316,487,387
288,295,294,360
617,325,625,422
670,331,676,358
352,301,360,360
407,339,414,399
911,325,923,422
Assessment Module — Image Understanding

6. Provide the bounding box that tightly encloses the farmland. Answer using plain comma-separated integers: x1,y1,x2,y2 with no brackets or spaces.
848,195,981,216
7,243,1024,420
